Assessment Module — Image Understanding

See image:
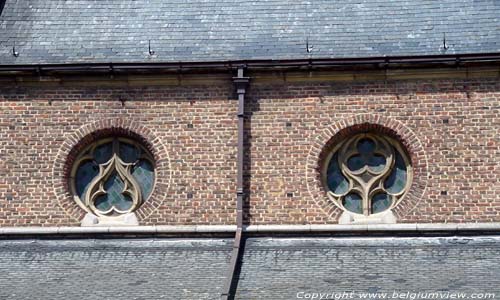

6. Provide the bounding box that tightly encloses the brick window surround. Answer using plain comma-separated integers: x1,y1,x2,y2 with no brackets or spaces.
306,114,429,222
52,118,171,223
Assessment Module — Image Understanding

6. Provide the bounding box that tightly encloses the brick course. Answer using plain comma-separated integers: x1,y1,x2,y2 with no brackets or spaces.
0,72,499,225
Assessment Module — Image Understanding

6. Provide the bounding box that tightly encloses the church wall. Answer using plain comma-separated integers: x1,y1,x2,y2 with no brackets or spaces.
0,71,498,225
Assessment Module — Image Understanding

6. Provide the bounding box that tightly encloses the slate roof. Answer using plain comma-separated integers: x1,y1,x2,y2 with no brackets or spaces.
1,236,499,300
0,0,499,65
0,238,232,300
237,236,500,298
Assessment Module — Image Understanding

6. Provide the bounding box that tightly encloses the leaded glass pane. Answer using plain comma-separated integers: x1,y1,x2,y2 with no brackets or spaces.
113,194,133,211
384,151,407,194
347,155,364,171
72,137,156,218
325,133,411,217
119,142,139,163
94,173,134,213
357,138,375,154
132,160,155,198
343,193,363,214
371,193,392,214
94,142,113,164
94,195,112,212
75,160,98,198
367,154,386,172
327,153,349,195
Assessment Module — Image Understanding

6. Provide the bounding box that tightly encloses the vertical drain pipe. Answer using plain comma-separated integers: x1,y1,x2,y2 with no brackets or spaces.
221,67,249,300
0,0,6,16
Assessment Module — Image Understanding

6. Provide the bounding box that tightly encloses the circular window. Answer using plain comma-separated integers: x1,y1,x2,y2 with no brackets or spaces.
323,133,412,218
70,137,155,218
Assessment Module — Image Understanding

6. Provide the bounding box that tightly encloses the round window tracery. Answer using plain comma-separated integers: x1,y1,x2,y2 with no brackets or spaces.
70,137,155,218
324,133,412,217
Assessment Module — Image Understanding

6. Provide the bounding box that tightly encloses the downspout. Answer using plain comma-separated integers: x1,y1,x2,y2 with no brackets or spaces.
221,67,249,300
0,0,6,16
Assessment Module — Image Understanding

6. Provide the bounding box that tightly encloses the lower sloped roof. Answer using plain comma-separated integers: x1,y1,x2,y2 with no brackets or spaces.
1,236,499,299
0,238,232,300
236,236,500,299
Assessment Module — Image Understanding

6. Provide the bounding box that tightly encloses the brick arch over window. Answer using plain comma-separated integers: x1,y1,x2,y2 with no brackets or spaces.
52,118,171,222
306,114,428,221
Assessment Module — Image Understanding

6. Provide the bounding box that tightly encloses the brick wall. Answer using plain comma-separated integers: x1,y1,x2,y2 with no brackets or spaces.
0,83,238,226
0,72,499,225
246,77,500,224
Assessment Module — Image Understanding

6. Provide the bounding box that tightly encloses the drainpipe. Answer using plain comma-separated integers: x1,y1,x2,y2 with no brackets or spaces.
0,0,6,16
221,67,249,300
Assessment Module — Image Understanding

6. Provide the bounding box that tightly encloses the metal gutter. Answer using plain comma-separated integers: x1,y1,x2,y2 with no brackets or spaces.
1,223,500,235
220,67,250,300
1,53,500,74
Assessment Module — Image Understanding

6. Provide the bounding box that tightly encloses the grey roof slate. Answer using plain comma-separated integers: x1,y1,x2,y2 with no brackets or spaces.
0,0,499,65
1,236,500,299
0,238,232,300
236,236,500,299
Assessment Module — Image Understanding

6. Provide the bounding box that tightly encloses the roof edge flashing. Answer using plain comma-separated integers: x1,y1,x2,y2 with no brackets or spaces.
1,223,500,235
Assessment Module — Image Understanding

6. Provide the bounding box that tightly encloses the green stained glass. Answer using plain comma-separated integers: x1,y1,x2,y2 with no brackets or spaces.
371,193,392,213
132,160,155,199
119,142,139,163
94,173,133,213
94,142,113,164
343,193,363,214
347,155,364,171
327,153,349,195
384,152,407,194
94,195,112,212
75,160,98,198
113,194,133,211
367,154,386,172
